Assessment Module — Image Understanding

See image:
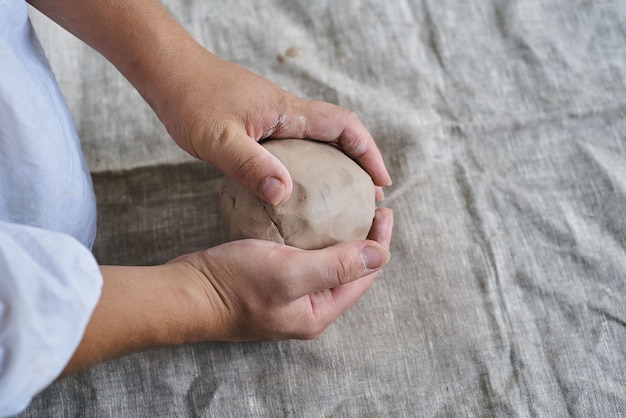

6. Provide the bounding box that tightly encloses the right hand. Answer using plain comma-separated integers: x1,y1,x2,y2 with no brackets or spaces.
169,207,393,341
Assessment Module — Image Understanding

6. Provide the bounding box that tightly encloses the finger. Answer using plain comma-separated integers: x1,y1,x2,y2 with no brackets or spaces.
302,208,394,331
302,273,376,336
375,186,385,202
367,207,394,248
210,128,293,206
271,99,392,187
280,207,393,298
280,239,390,300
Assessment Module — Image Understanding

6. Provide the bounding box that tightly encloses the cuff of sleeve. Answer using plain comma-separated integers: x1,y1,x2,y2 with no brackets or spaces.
0,222,103,416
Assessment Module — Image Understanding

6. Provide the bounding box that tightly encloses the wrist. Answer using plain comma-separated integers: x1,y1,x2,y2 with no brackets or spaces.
62,263,213,376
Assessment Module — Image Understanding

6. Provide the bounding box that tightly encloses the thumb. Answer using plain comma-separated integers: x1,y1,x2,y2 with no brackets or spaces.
283,241,391,298
212,132,293,206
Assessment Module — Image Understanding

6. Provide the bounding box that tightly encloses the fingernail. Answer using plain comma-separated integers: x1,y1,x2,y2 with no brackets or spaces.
261,176,285,206
360,245,389,271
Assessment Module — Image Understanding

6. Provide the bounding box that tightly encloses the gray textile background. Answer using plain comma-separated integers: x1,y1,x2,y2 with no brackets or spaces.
19,0,625,416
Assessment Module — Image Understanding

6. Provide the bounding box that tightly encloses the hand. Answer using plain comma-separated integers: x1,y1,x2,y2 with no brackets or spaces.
30,0,396,374
29,0,391,204
169,207,393,341
62,208,392,376
151,49,392,205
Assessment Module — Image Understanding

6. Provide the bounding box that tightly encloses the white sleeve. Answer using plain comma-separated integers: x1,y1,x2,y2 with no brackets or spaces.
0,221,102,417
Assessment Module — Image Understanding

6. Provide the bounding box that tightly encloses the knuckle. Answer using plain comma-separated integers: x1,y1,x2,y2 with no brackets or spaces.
187,115,230,161
234,154,259,180
330,254,357,287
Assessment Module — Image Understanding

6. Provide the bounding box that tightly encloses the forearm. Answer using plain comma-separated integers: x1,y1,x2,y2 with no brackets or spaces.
27,0,220,119
62,264,212,376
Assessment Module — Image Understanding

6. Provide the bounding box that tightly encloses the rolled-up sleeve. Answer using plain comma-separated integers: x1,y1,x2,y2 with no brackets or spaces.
0,221,102,417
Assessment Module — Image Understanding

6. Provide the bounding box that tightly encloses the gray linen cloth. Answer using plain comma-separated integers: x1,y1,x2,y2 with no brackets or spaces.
19,0,625,416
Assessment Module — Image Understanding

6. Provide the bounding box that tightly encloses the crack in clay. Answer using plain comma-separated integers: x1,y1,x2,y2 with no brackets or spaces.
220,189,236,218
222,188,235,202
261,203,286,243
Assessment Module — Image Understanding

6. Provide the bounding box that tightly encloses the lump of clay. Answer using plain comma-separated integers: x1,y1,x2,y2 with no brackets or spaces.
220,139,376,250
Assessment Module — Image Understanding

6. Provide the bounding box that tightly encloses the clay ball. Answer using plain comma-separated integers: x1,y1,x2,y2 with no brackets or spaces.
220,139,376,250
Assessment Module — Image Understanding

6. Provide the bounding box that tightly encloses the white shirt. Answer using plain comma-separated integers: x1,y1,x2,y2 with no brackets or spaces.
0,1,102,416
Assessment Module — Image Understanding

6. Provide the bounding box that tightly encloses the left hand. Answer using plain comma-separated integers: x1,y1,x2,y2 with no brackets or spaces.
151,48,391,205
29,0,391,205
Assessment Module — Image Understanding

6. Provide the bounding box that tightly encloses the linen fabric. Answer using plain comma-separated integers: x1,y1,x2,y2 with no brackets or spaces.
19,0,626,416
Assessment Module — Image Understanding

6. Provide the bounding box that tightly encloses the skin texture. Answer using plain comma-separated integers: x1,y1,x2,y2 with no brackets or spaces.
221,139,376,249
26,0,394,377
